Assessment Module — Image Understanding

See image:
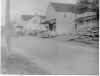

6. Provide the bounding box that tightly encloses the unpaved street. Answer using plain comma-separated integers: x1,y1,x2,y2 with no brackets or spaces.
2,36,99,75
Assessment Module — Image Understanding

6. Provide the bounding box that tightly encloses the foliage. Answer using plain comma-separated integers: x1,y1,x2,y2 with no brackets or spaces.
75,0,99,41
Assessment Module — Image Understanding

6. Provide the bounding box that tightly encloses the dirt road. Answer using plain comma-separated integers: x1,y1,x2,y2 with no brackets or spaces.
2,37,99,75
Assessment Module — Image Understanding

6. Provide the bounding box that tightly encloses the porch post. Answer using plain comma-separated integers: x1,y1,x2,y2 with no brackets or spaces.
75,13,78,33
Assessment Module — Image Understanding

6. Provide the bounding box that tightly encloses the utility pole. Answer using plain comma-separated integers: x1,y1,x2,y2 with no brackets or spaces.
5,0,11,54
6,0,10,24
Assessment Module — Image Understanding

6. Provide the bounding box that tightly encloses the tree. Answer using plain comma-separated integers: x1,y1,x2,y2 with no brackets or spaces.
75,0,99,41
77,0,99,16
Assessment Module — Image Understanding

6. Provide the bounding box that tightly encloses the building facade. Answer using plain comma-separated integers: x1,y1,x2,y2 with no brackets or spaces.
46,2,77,35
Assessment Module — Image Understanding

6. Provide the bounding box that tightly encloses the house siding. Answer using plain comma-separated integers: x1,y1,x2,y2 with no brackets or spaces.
46,4,56,19
46,3,76,35
56,12,75,34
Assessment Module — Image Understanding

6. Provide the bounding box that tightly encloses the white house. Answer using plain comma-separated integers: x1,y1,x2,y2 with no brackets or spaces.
46,2,77,35
18,14,46,33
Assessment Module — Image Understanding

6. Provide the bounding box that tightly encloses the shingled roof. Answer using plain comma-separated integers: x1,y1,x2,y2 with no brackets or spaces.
50,2,77,13
21,15,33,21
21,15,46,21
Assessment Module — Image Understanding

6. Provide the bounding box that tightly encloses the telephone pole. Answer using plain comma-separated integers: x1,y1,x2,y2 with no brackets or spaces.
5,0,11,53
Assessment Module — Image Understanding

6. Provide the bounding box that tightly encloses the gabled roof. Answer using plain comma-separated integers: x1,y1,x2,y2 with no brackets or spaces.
21,15,46,21
21,15,33,21
50,2,77,13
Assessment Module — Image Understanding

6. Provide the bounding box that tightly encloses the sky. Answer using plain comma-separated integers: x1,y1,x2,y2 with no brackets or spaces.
1,0,77,25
